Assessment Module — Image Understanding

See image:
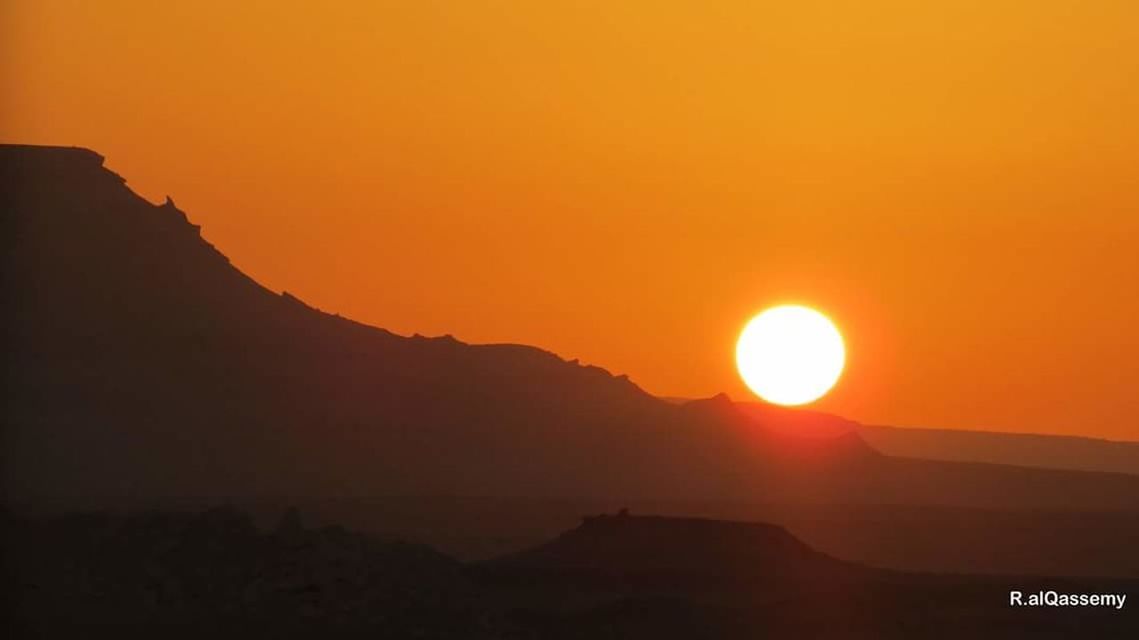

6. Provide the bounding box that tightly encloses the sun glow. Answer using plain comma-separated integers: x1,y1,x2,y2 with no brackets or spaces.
735,305,845,406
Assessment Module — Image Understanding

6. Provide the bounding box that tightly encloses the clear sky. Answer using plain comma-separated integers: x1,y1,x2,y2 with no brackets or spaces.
4,1,1137,439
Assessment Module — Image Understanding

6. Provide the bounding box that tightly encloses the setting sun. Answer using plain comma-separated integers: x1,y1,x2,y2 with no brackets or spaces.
736,305,845,406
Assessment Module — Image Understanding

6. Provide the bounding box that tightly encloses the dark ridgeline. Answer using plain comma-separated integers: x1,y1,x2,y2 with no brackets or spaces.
2,144,1137,511
733,401,1139,476
475,512,1138,639
2,145,1139,636
2,506,490,637
856,422,1139,476
6,506,1135,638
482,511,857,584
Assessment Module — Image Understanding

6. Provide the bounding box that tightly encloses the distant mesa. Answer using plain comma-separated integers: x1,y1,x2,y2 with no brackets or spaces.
484,511,856,585
7,507,1136,637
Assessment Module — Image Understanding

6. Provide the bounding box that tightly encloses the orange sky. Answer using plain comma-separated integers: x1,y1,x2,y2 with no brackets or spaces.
4,1,1138,440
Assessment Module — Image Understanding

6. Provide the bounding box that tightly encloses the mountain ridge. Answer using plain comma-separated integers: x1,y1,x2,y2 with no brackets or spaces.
484,511,857,582
4,144,1138,511
724,400,1138,475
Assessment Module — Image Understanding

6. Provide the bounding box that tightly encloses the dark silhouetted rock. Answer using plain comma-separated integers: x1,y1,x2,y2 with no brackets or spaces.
275,507,305,544
486,512,854,585
3,144,1138,514
1,507,492,637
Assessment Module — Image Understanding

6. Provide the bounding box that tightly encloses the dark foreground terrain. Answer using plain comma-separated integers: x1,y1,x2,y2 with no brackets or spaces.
4,144,1138,637
3,508,1135,639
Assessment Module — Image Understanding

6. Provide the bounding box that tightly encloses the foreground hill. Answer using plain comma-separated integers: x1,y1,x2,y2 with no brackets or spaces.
7,508,1135,638
1,507,495,638
478,512,1138,638
484,511,856,584
3,144,1139,513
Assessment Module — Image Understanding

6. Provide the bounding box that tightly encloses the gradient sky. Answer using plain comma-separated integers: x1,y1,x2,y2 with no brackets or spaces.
4,1,1137,440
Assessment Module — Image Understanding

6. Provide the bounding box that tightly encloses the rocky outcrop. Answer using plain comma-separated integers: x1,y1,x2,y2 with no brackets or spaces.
485,512,856,585
2,507,495,636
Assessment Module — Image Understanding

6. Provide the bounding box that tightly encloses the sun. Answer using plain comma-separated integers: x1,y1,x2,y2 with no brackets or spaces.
735,305,845,406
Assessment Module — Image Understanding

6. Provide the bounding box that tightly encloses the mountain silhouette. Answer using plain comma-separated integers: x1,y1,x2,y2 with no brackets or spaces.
2,506,494,637
483,511,858,586
732,401,1139,475
857,423,1139,475
4,144,1139,512
477,513,1139,639
8,506,1135,638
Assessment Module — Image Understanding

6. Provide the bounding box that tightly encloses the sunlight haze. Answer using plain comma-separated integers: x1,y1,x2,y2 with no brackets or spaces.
4,0,1137,439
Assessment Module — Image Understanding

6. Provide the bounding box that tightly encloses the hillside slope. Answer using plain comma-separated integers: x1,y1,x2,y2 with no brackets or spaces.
3,144,1138,511
734,401,1138,475
485,511,856,583
859,424,1139,475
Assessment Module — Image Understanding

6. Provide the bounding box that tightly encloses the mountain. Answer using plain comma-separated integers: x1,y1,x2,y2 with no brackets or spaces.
483,511,856,584
9,507,1136,638
734,401,1139,476
858,424,1139,476
2,506,496,637
477,512,1139,639
3,144,1139,513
